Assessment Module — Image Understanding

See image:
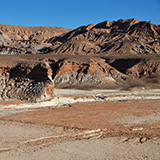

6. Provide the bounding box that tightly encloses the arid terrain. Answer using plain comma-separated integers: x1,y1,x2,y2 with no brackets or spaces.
0,19,160,102
0,90,160,160
0,19,160,159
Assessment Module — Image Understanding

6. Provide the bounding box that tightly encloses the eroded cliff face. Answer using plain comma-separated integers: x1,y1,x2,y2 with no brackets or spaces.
53,56,160,89
53,58,126,88
1,55,159,103
0,60,55,102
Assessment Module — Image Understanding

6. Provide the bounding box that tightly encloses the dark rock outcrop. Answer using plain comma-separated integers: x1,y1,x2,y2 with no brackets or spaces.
0,60,55,102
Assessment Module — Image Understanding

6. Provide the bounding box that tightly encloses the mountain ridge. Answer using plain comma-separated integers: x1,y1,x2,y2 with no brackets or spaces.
0,18,159,55
0,19,160,102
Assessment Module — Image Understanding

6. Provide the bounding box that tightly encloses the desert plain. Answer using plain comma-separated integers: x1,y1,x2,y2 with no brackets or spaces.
0,19,160,159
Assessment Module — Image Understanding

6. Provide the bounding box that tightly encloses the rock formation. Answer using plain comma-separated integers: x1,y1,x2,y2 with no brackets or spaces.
0,54,160,102
0,19,159,55
48,19,160,55
0,19,160,102
0,59,55,102
0,24,71,55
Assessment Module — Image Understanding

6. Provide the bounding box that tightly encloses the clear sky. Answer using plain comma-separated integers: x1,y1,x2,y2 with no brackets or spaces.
0,0,160,28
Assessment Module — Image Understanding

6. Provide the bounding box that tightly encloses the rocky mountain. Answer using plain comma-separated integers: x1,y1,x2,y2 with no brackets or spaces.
0,19,160,55
0,24,71,55
48,19,160,55
0,19,160,102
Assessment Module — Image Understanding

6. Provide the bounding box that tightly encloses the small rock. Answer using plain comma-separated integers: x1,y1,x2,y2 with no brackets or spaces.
132,128,143,131
64,104,72,107
140,137,147,143
121,137,130,143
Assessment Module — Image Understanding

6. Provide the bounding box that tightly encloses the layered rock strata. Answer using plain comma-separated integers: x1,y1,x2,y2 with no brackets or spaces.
0,60,54,102
0,55,160,102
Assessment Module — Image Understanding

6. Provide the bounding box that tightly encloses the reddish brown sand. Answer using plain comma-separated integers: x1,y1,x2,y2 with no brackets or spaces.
2,99,160,137
0,99,160,159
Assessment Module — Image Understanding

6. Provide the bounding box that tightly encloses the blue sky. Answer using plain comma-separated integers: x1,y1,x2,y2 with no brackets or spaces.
0,0,160,28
